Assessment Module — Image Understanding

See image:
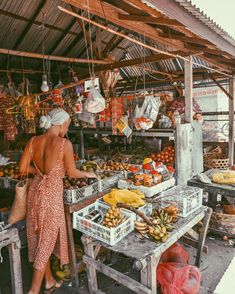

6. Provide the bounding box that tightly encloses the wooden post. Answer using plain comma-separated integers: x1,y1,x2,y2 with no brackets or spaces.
83,237,98,293
64,206,79,288
229,76,235,166
79,129,85,159
184,56,193,123
195,207,212,267
8,241,23,294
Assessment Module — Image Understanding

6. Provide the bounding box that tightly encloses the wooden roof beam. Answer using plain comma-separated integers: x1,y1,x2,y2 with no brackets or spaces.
83,51,187,73
103,0,149,16
0,48,111,65
118,14,185,27
159,32,211,46
63,0,185,50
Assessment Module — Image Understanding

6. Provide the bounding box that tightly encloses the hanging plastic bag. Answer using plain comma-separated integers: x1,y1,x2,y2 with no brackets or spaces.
134,95,161,130
77,110,95,124
133,104,142,130
160,243,189,264
143,95,161,122
157,262,201,294
84,86,105,113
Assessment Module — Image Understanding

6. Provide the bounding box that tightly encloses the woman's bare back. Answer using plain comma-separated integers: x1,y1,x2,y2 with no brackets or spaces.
31,134,65,175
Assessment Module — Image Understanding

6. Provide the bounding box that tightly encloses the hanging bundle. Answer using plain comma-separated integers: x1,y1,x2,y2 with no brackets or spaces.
110,97,124,135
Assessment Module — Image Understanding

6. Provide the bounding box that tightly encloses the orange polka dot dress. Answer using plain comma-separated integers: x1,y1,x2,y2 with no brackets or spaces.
26,138,69,271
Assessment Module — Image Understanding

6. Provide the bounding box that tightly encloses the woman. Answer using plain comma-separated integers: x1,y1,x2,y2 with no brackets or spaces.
19,109,96,294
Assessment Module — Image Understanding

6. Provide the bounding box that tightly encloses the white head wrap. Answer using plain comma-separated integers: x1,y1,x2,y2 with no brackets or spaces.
39,108,70,129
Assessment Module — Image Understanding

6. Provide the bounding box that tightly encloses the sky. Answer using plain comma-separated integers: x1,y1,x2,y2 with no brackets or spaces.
191,0,235,38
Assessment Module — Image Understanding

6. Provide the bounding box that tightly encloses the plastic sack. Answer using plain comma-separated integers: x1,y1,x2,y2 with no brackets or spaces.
140,95,161,122
84,86,105,113
134,95,161,130
77,110,95,124
157,262,201,294
160,243,189,264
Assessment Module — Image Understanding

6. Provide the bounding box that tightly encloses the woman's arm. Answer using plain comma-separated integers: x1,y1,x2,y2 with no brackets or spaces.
19,138,36,176
64,140,97,179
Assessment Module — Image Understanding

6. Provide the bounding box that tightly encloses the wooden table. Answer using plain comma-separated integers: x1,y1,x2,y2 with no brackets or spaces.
82,206,212,294
64,191,107,288
0,227,23,294
188,176,235,206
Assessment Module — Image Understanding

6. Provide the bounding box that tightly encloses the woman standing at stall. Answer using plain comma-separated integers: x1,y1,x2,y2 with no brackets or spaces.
19,109,96,294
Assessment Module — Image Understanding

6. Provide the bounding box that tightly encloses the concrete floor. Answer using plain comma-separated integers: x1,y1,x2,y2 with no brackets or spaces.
0,236,234,294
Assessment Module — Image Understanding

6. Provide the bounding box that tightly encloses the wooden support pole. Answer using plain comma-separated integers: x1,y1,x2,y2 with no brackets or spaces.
184,56,193,122
0,48,111,65
229,76,235,166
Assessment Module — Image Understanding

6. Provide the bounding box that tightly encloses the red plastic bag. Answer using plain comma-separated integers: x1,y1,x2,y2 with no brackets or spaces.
160,242,189,264
157,262,201,294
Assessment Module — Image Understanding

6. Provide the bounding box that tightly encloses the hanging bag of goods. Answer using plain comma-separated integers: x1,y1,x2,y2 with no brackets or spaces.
134,94,161,130
84,86,105,114
111,97,124,135
8,140,32,224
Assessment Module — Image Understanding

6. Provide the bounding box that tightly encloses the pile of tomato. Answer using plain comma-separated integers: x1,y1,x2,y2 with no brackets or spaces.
151,146,175,164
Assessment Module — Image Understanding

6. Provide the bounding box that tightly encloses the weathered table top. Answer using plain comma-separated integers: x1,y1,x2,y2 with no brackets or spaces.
93,206,207,262
188,169,235,196
188,178,235,196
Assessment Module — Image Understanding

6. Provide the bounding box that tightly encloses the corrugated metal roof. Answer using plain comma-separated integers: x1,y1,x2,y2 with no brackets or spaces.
141,0,235,46
0,0,233,88
175,0,235,44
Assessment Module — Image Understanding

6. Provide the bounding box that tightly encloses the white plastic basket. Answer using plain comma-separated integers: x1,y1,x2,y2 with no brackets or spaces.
118,178,176,197
73,202,135,246
64,182,99,204
156,185,203,217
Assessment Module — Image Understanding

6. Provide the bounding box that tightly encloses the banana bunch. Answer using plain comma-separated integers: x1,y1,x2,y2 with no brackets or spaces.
102,206,127,228
148,224,170,243
134,221,174,242
151,206,178,225
163,205,179,221
134,221,149,235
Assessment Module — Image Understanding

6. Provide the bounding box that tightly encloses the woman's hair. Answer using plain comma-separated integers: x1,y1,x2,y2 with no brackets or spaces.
39,108,70,130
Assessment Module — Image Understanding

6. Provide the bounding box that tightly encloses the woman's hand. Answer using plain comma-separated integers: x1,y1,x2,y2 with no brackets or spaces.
84,172,97,179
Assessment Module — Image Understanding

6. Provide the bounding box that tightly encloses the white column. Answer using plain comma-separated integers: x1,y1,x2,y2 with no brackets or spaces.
184,56,193,123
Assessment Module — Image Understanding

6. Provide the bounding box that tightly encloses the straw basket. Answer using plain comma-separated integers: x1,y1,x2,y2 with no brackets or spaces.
203,147,229,170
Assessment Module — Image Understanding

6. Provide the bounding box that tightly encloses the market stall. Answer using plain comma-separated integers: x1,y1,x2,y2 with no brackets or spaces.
1,0,235,293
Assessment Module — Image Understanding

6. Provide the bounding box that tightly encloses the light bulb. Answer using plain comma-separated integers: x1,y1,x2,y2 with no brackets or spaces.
41,74,49,92
41,80,49,92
